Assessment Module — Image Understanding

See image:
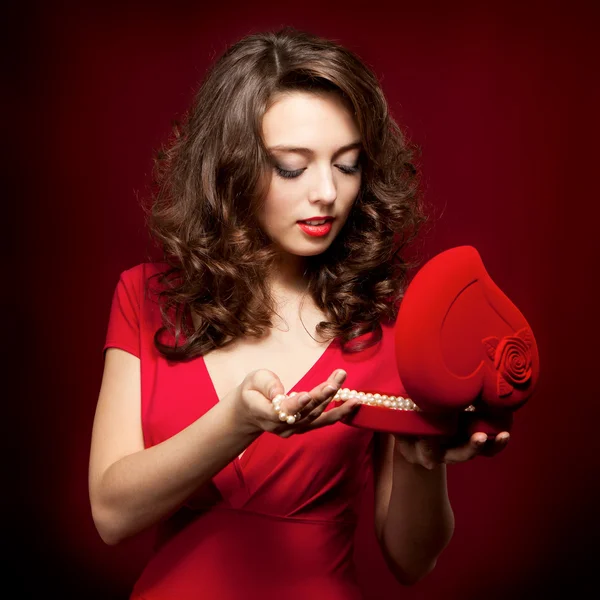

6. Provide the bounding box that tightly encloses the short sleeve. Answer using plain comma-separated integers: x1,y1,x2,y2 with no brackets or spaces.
103,267,141,359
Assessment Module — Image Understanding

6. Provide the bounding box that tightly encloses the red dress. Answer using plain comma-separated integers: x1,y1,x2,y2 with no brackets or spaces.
103,262,406,600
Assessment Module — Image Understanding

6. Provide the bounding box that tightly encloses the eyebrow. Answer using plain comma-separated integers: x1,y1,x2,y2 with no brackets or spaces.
267,140,362,158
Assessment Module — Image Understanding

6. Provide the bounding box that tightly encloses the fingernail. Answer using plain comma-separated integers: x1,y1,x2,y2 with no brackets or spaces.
298,393,311,404
475,435,487,445
334,370,347,384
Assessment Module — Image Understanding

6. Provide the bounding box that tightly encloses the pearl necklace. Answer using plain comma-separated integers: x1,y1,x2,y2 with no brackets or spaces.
272,389,476,424
333,388,476,412
333,387,419,410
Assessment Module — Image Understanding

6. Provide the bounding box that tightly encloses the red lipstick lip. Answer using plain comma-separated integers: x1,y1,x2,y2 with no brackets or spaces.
297,221,333,237
297,216,334,222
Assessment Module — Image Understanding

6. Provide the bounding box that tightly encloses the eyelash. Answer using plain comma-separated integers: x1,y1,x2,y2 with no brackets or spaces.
274,164,361,179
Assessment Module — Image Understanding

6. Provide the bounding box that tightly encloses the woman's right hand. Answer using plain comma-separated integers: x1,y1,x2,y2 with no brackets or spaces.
233,368,361,439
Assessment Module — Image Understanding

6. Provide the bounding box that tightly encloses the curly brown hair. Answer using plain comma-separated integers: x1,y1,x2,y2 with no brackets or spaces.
140,26,432,361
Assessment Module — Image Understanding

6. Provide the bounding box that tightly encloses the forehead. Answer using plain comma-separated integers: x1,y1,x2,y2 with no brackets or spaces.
262,91,360,148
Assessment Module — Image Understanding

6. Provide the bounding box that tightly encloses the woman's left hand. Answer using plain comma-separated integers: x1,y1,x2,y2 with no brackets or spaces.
393,431,511,470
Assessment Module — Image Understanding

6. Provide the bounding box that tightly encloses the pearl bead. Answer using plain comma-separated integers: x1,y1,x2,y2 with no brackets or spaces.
271,393,304,427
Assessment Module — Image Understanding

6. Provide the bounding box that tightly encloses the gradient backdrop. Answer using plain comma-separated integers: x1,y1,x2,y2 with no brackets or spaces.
10,0,598,597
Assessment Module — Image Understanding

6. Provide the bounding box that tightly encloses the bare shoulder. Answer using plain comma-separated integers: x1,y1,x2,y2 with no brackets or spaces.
89,348,145,496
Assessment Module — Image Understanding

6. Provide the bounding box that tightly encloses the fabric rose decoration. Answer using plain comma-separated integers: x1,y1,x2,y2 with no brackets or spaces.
482,327,534,397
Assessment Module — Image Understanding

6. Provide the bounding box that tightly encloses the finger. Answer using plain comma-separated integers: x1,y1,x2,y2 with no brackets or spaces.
479,431,511,458
247,369,284,402
298,369,348,421
300,391,344,426
271,375,345,431
270,391,311,425
274,389,328,428
245,369,290,416
270,368,346,428
301,396,361,431
304,385,343,421
445,432,487,464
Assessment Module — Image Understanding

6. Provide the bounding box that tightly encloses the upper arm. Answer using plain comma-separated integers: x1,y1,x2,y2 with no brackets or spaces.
88,348,144,508
372,430,395,542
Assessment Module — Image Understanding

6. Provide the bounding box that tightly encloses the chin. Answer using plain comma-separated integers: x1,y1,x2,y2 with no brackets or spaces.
293,239,335,253
281,248,328,258
269,227,340,258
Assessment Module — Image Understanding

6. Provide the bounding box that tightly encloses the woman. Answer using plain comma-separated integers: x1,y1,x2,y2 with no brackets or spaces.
89,26,510,600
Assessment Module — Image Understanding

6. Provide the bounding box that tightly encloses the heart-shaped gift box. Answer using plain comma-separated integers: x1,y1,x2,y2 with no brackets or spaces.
331,245,540,437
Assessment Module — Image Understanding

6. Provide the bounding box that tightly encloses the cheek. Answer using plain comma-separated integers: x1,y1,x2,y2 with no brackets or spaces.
341,180,361,210
260,199,287,231
267,186,297,217
339,173,361,194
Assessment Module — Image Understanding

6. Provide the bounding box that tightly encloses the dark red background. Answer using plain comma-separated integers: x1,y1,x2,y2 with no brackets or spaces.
9,0,598,597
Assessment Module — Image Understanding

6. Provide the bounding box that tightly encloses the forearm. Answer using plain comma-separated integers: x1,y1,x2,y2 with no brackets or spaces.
379,444,455,585
91,395,261,545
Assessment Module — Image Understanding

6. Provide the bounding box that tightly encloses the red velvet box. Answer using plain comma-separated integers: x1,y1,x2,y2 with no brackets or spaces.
333,246,540,438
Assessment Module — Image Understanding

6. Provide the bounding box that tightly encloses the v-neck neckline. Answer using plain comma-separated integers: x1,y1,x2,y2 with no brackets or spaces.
201,336,340,406
200,336,340,469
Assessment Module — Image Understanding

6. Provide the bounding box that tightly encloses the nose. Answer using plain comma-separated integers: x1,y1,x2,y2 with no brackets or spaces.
308,165,337,204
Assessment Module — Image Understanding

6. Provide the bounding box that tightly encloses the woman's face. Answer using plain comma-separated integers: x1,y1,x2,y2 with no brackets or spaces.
258,91,362,258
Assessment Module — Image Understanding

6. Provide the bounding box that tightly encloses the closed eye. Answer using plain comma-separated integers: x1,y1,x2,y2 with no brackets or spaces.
275,166,305,179
337,164,361,175
274,163,361,179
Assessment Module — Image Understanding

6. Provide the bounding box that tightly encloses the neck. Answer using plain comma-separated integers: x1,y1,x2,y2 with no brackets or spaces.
266,252,309,299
